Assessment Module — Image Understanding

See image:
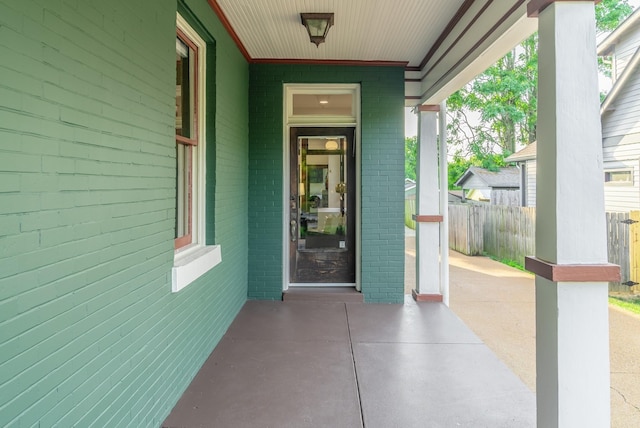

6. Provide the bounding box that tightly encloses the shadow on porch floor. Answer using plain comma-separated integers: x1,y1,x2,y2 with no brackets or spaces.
162,298,535,427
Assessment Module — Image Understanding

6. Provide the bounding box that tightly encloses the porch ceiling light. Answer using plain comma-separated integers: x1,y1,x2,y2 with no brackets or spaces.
300,13,334,47
325,139,339,150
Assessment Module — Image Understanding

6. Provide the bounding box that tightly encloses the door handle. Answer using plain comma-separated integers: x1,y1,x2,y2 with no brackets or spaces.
290,220,297,242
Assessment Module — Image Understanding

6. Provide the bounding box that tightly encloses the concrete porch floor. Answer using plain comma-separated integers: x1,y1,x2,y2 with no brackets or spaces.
162,298,535,427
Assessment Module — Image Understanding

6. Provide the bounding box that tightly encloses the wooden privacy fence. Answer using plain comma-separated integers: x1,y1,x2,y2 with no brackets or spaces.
448,204,638,292
449,204,534,263
585,212,638,292
482,206,535,267
449,204,485,255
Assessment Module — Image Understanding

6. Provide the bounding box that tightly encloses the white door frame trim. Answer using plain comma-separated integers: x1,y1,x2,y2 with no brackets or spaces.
282,83,361,291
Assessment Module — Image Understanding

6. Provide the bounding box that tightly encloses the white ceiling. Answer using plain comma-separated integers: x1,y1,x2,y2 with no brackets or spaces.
213,0,537,105
216,0,463,66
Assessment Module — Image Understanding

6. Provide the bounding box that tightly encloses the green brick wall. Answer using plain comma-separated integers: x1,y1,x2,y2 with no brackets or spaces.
0,1,249,426
248,65,405,303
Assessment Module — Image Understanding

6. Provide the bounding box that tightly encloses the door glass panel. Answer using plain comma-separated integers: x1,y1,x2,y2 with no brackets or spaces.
298,136,348,250
290,127,355,284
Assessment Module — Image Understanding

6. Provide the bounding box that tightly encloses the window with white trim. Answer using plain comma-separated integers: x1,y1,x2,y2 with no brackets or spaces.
175,29,198,249
604,168,633,185
172,14,221,293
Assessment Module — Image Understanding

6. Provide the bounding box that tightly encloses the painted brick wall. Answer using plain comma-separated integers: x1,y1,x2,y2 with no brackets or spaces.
248,65,405,303
0,0,249,426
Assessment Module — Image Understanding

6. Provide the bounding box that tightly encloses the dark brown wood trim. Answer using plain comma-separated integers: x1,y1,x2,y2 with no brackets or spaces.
420,0,526,101
406,66,422,72
176,135,198,146
421,0,494,80
419,0,477,70
251,58,409,67
175,233,192,250
412,214,444,223
405,78,422,83
417,105,440,112
208,0,251,62
405,96,421,100
527,0,600,18
412,290,444,302
525,257,621,282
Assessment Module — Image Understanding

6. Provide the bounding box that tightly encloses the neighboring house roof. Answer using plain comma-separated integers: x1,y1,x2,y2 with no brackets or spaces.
601,48,640,114
448,190,464,202
598,9,640,114
455,166,520,189
405,178,416,191
505,141,537,163
449,190,463,198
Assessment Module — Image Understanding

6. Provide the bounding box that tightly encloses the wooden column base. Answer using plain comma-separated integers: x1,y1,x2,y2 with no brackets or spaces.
412,289,443,302
525,257,620,282
412,214,443,223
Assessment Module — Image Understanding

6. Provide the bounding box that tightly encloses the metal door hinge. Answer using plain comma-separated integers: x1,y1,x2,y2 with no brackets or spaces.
620,219,638,225
622,281,639,287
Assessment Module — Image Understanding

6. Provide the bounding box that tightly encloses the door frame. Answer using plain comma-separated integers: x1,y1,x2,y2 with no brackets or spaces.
282,84,361,291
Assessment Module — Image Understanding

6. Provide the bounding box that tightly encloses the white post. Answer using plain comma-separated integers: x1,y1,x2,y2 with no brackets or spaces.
529,1,615,426
414,107,442,301
439,102,449,306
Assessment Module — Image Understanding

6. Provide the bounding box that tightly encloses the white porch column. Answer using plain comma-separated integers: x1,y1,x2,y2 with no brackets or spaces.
527,1,619,427
439,101,449,306
413,106,443,302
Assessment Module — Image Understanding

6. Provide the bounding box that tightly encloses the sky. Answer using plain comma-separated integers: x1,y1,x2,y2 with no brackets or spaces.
405,1,640,137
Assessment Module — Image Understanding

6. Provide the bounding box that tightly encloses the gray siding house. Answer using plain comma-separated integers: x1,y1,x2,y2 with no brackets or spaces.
454,166,520,205
505,142,537,207
599,9,640,212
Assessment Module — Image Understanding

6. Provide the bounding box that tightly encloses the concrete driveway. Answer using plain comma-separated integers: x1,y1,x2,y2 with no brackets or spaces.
405,230,640,427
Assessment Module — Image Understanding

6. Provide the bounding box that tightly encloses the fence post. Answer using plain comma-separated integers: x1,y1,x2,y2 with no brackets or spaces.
628,211,640,293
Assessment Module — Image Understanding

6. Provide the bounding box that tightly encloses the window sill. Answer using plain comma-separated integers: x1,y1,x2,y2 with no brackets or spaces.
172,244,222,293
604,183,633,187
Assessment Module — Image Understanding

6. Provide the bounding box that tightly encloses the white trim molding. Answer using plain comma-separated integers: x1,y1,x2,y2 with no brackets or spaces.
172,245,222,292
282,83,361,291
172,13,222,293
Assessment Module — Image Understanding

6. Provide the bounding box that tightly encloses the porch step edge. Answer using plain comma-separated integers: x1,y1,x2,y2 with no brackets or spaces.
282,287,363,303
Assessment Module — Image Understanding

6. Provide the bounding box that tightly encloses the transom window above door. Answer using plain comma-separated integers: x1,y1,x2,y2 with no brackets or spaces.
285,84,359,125
292,94,353,116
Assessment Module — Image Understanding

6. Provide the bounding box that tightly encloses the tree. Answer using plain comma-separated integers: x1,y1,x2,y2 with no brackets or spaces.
597,0,633,32
597,0,634,78
446,0,632,182
447,34,538,156
405,136,417,181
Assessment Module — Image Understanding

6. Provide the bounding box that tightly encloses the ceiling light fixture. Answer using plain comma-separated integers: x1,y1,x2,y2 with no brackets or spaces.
325,139,339,150
300,13,334,47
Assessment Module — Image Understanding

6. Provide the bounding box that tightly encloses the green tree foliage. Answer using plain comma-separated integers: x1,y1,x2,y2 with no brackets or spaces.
597,0,633,32
445,0,632,186
404,2,633,184
447,34,537,156
405,136,417,181
598,0,633,78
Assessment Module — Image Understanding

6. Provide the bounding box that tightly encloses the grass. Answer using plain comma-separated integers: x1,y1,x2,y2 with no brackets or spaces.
609,296,640,316
486,254,525,271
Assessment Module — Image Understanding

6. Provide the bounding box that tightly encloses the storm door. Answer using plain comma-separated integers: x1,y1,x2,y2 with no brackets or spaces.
289,127,356,284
